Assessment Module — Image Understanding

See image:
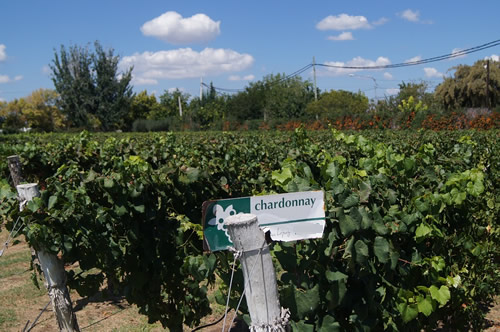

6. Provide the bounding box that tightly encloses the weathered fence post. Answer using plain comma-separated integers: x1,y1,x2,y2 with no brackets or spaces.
7,155,25,186
7,155,42,269
16,183,80,332
225,213,289,332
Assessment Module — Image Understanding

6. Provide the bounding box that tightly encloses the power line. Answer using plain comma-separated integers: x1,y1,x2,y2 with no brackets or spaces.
201,38,500,94
317,39,500,70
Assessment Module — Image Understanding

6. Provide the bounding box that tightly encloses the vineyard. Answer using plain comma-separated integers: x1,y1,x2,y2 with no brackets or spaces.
0,129,499,331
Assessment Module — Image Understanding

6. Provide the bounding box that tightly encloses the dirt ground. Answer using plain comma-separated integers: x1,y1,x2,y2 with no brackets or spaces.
0,233,499,331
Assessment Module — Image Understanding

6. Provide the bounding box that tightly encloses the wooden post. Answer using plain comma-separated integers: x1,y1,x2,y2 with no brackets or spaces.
225,213,289,332
7,155,25,186
17,183,80,332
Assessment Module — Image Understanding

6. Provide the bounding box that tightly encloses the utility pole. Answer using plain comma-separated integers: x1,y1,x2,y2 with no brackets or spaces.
200,77,203,102
313,56,318,101
486,59,490,109
178,96,183,117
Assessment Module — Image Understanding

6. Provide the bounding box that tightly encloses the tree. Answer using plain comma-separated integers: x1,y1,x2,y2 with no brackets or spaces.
24,89,66,131
0,89,66,132
376,81,434,113
262,73,315,119
227,73,315,121
0,98,27,129
50,44,94,128
226,81,266,121
50,41,133,130
190,84,229,128
92,42,133,131
435,59,500,109
306,89,369,119
149,89,190,119
126,91,161,122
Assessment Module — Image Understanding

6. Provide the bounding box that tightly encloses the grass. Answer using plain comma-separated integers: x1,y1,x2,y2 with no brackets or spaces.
0,309,16,328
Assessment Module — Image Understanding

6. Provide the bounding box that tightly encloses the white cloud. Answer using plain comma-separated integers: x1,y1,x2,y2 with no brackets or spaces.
372,17,389,26
0,44,6,61
133,77,159,85
0,74,22,83
141,11,220,44
485,54,499,62
316,14,372,30
320,56,391,76
0,97,5,102
451,48,466,60
383,72,393,80
405,55,422,63
120,48,254,83
327,32,354,41
399,9,420,22
228,74,255,81
386,88,400,95
424,67,443,78
398,9,432,24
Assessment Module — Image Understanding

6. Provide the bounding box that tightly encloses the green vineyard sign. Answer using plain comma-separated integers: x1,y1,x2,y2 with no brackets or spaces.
203,191,325,251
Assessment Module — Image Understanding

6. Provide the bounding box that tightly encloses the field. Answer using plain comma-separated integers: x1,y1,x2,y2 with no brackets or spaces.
1,129,499,331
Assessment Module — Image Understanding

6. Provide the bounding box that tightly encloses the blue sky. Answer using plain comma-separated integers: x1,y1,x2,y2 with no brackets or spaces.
0,1,499,102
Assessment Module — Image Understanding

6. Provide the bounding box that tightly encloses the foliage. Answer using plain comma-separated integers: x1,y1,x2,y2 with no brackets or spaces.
397,96,428,113
50,41,133,130
125,91,162,130
306,90,369,119
0,89,66,131
435,59,500,109
0,130,499,331
92,42,133,131
268,128,500,330
148,89,190,120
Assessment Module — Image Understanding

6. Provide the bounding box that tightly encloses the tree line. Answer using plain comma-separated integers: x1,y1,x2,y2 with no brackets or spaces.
0,41,498,132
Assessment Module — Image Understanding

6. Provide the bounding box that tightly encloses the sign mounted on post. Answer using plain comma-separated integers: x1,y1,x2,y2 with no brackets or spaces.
203,191,325,251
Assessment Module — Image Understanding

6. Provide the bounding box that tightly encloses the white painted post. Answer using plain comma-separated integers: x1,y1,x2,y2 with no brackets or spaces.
225,213,289,332
17,183,80,332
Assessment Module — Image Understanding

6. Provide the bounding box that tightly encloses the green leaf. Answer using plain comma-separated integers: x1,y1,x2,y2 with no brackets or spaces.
339,214,359,237
417,296,434,316
415,223,432,241
48,195,58,210
372,219,388,235
272,167,293,184
295,284,320,319
342,192,359,208
104,178,114,188
63,240,73,252
397,302,419,323
185,167,200,183
319,315,341,332
373,236,390,263
325,162,340,178
358,181,372,203
354,240,369,265
133,204,145,213
114,205,127,216
27,199,41,212
325,271,348,309
429,285,450,307
415,199,429,213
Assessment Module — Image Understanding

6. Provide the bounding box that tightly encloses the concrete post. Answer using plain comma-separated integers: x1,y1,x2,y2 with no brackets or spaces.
225,213,288,332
